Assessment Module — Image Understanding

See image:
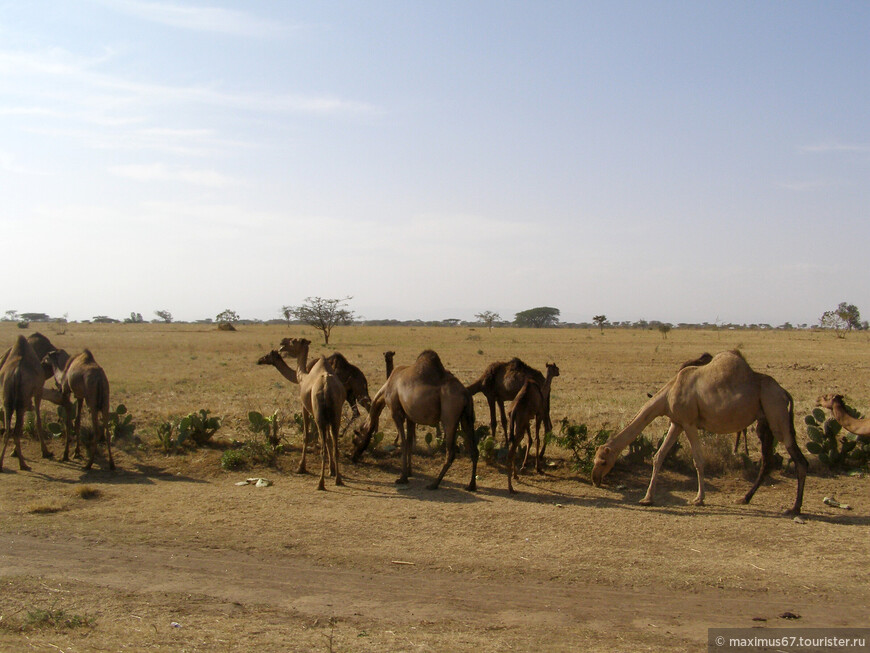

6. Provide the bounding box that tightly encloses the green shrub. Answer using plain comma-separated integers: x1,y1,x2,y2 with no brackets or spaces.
220,448,249,471
805,404,870,470
248,409,284,452
109,404,136,441
179,409,221,446
546,418,610,473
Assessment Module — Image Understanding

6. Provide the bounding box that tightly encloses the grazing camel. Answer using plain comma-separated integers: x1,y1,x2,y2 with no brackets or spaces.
817,394,870,436
278,338,346,490
352,350,478,491
0,333,65,407
43,349,114,470
505,362,560,492
592,350,808,514
467,358,552,446
383,350,441,446
0,336,52,471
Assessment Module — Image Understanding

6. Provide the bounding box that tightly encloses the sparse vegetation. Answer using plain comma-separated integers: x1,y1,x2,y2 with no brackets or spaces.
805,405,870,470
546,418,611,474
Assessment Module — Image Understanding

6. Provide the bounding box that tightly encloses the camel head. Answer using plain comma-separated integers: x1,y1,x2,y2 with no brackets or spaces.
546,362,560,378
591,444,617,487
817,393,843,410
41,349,70,385
279,337,310,358
256,350,282,366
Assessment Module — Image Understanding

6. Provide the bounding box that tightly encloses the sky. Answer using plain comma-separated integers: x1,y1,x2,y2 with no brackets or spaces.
1,1,868,325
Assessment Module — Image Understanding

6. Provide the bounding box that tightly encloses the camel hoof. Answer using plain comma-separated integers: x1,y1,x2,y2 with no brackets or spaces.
61,455,69,462
335,478,344,487
19,464,31,472
425,483,440,491
395,477,409,485
735,497,750,505
691,498,705,506
465,483,477,492
783,508,800,516
508,487,518,495
317,483,326,491
109,463,116,471
42,451,53,459
638,497,654,506
295,466,307,475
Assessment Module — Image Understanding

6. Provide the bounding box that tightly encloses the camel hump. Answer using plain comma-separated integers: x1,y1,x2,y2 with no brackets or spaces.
326,352,350,370
80,349,97,363
678,352,713,370
10,335,29,353
415,350,448,381
27,332,55,358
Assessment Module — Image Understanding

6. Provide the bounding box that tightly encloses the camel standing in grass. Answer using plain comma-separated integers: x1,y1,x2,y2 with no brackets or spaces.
505,362,560,492
467,358,551,446
43,349,114,470
352,350,478,491
0,332,65,407
817,394,870,436
0,336,52,471
592,350,808,514
278,338,346,490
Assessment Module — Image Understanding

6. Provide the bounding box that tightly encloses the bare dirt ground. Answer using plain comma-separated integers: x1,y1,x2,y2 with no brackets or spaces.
1,440,868,652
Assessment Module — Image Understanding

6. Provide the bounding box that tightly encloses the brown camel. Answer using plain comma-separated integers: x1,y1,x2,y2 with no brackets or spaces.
43,349,114,470
0,332,65,407
505,362,560,492
817,394,870,436
258,349,370,416
352,350,478,491
519,362,560,472
384,351,396,379
591,350,808,514
0,336,52,471
383,350,442,445
467,358,552,446
278,338,346,490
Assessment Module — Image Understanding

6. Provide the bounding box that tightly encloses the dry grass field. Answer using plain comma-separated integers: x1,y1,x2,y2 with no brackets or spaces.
0,322,868,652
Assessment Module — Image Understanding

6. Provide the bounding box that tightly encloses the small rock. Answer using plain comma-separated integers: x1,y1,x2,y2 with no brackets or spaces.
616,484,627,491
793,516,807,524
255,478,272,487
779,611,801,620
234,481,249,486
171,621,182,628
555,503,564,508
752,617,767,622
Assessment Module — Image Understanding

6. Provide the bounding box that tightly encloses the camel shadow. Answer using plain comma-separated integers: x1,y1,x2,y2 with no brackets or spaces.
29,460,206,486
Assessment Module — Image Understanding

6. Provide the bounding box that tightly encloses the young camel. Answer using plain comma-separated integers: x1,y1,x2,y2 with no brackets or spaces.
0,336,52,471
467,358,552,446
505,362,559,492
278,338,346,490
591,350,808,514
352,350,478,491
43,349,114,470
817,394,870,436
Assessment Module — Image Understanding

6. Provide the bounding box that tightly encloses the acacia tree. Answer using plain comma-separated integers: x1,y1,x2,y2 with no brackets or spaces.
592,315,608,334
514,306,560,328
283,296,355,344
475,310,501,331
820,302,862,337
216,309,240,325
154,310,173,323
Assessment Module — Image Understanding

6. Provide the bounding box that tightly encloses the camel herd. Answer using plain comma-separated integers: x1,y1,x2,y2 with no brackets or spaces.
0,333,113,473
6,330,863,517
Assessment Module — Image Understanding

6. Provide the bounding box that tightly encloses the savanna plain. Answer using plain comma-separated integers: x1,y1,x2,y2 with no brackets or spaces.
0,323,868,652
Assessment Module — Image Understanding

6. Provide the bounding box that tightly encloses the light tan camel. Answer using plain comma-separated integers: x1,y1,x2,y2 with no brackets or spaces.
43,349,114,469
0,336,52,471
352,350,478,491
383,350,441,446
467,358,551,446
505,362,560,492
278,338,346,490
817,394,870,436
592,350,808,514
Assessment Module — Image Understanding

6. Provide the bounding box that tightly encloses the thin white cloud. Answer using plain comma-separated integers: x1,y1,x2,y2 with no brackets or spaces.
0,150,45,175
108,163,236,187
93,0,290,37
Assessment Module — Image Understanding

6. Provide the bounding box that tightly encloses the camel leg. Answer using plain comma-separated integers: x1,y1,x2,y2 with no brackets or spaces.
33,391,51,458
682,424,706,506
0,412,15,471
61,397,74,462
497,400,509,446
316,422,327,491
296,409,311,474
639,422,682,506
73,399,84,459
11,409,29,471
331,418,343,487
536,417,549,473
740,419,774,505
392,414,410,485
733,431,740,455
463,407,478,492
486,398,500,447
406,420,416,478
784,440,807,515
534,417,545,474
428,424,458,490
84,403,100,471
100,407,115,471
507,430,521,494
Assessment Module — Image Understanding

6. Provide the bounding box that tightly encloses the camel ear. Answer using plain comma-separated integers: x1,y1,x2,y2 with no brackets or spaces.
603,446,611,455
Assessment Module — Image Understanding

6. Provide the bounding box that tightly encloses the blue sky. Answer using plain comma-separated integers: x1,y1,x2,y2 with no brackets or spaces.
1,1,868,324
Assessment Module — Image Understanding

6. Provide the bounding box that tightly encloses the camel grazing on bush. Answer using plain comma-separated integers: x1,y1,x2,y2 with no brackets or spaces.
0,336,52,471
43,349,114,470
352,350,478,491
592,350,807,514
817,394,870,436
505,362,559,492
467,358,552,446
279,338,346,490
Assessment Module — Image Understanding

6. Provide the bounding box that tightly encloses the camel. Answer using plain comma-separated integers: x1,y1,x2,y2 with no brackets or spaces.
505,362,560,492
384,351,396,379
383,350,442,446
591,350,808,514
0,336,52,471
817,394,870,436
259,349,369,416
467,358,552,446
43,349,114,470
278,338,346,490
352,350,478,491
0,332,65,407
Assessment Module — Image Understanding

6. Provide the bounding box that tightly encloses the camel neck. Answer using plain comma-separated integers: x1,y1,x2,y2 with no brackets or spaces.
833,401,870,436
272,357,298,384
605,390,669,454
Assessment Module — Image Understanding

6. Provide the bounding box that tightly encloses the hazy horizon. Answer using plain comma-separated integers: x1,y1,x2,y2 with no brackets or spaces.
2,2,868,327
